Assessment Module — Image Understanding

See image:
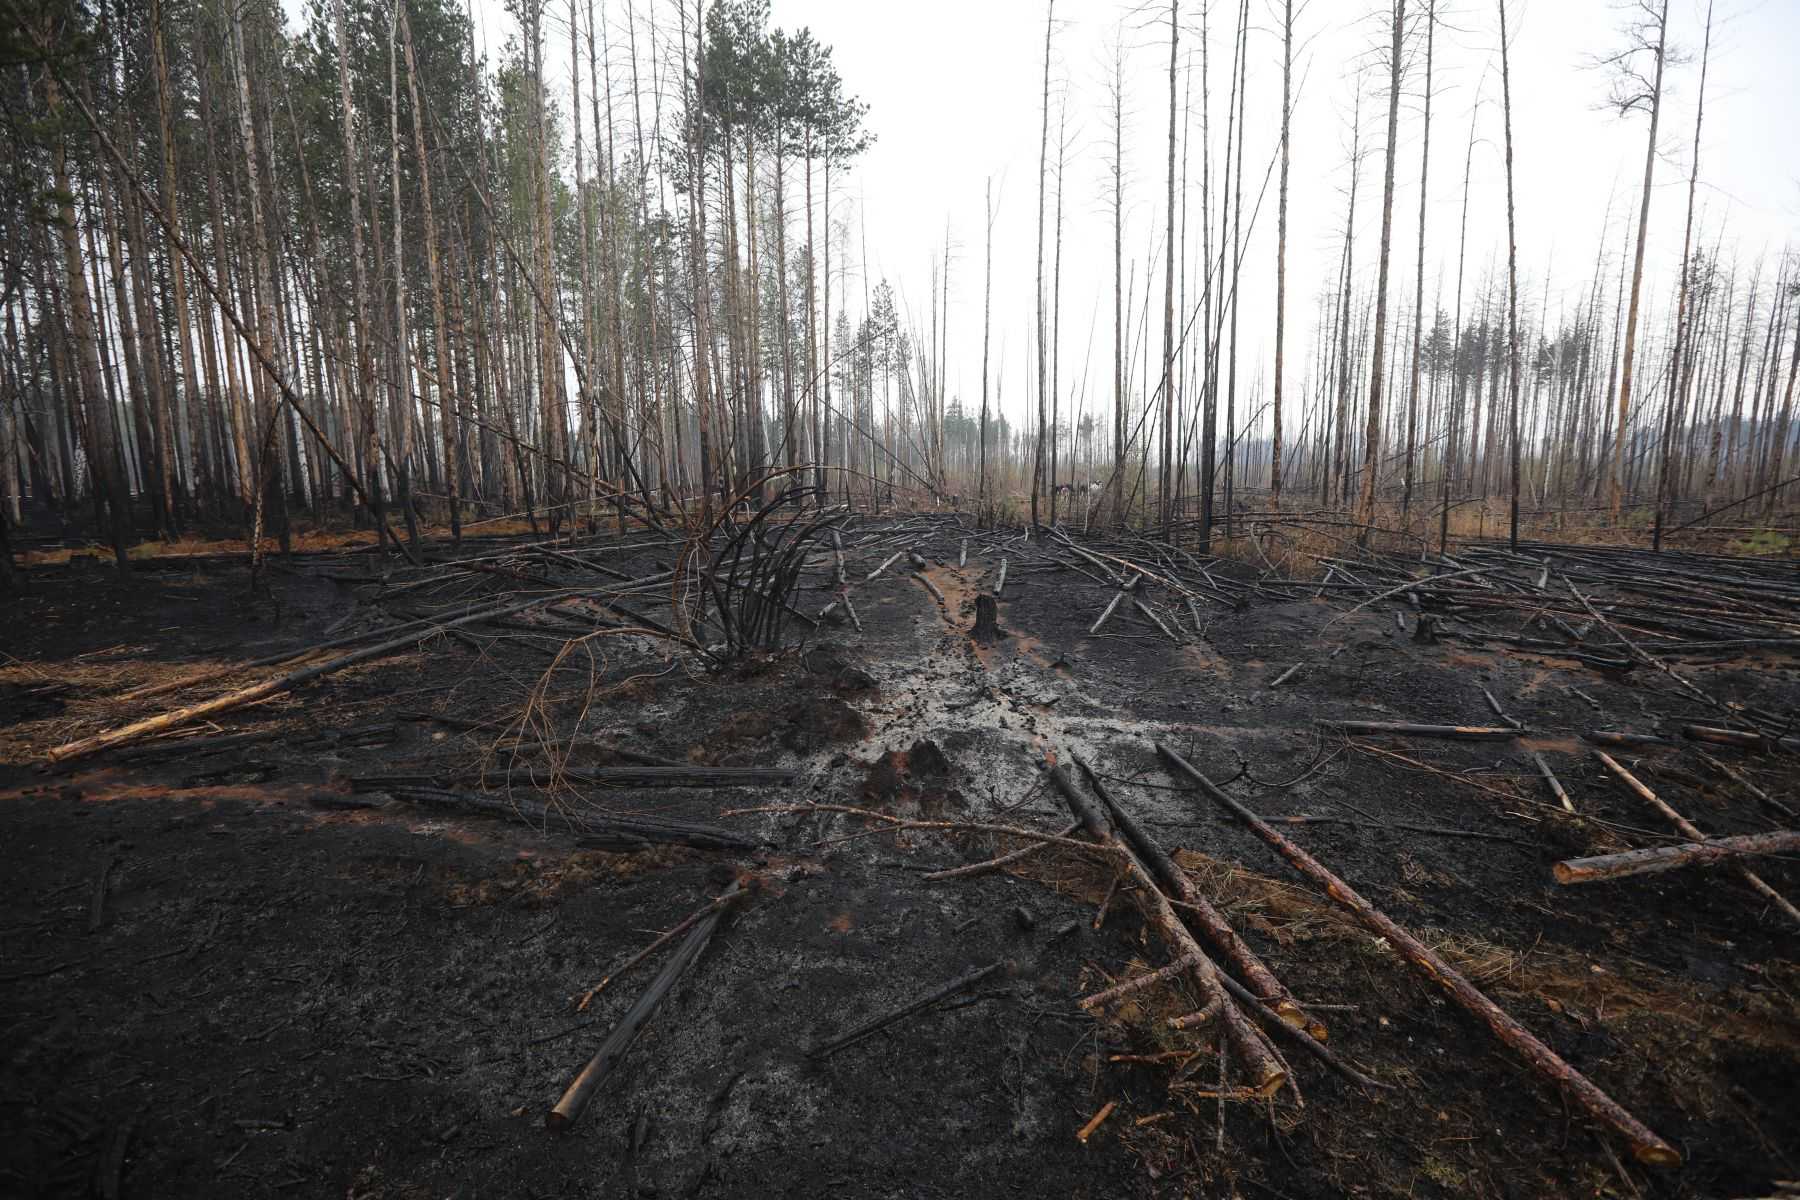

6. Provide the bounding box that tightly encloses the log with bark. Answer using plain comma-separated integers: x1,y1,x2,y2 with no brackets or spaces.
45,592,578,763
1682,724,1800,754
1594,751,1800,926
1070,753,1322,1040
1044,762,1288,1097
1155,741,1681,1168
1584,730,1679,749
1553,830,1800,884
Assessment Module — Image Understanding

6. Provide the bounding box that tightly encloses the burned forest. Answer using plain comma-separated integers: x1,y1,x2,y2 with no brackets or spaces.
2,0,1799,1197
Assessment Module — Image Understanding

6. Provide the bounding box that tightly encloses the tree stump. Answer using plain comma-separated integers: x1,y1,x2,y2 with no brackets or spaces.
972,594,1004,643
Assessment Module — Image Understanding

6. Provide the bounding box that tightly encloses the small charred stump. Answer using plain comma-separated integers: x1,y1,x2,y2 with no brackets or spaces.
971,594,1004,643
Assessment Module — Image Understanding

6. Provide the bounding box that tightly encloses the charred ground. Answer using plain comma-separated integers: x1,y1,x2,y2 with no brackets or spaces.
2,514,1797,1199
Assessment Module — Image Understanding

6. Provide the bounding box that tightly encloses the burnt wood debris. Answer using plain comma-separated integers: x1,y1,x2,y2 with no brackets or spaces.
8,487,1800,1198
5,0,1799,1190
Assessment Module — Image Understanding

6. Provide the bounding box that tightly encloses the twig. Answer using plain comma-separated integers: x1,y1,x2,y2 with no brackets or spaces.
1076,1100,1118,1144
574,886,748,1012
1530,752,1576,814
808,961,1005,1058
922,821,1082,880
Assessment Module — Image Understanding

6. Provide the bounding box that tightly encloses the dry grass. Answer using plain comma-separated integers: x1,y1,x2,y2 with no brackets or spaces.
1171,849,1800,1066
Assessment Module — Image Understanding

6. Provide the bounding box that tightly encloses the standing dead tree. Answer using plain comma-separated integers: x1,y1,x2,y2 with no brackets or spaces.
1601,0,1676,520
1354,0,1405,535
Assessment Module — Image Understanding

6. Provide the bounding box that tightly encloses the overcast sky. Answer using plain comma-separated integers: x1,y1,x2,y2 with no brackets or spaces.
318,0,1800,436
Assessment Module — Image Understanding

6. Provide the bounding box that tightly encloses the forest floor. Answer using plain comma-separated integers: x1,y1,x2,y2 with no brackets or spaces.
1,513,1797,1199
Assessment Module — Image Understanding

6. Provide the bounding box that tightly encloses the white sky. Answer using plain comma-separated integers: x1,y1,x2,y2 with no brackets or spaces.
311,0,1800,434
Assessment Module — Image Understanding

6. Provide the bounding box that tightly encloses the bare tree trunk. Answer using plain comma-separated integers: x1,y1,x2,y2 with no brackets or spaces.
41,70,130,569
684,0,715,527
980,177,993,519
1765,286,1800,514
1158,0,1178,540
1271,0,1293,511
1403,0,1435,516
1050,98,1067,524
1329,88,1363,509
1355,0,1404,535
1499,0,1523,548
228,0,287,569
1609,0,1671,520
1653,0,1712,544
1032,0,1053,533
1224,0,1247,535
401,6,459,545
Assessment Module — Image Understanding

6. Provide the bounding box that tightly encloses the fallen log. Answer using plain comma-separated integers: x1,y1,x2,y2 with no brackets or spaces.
1693,750,1797,821
1583,730,1678,749
1155,741,1681,1168
1593,752,1800,927
1089,575,1140,635
1318,720,1517,741
817,549,905,622
390,787,759,852
547,883,742,1130
115,728,285,762
1553,830,1800,884
1080,954,1201,1009
1323,565,1498,629
46,592,574,763
114,605,468,703
1207,962,1389,1092
1071,754,1320,1039
1682,724,1800,754
1048,763,1111,840
1045,762,1286,1097
807,960,1005,1058
1133,599,1183,644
